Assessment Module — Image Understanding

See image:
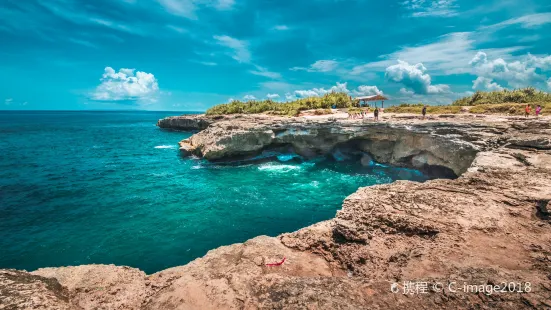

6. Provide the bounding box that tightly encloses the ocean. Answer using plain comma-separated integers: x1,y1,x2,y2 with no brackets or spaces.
0,111,428,274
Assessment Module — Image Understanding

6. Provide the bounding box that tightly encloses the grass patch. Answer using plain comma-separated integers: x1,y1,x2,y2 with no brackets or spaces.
469,103,549,115
206,92,359,116
453,87,551,106
384,103,462,114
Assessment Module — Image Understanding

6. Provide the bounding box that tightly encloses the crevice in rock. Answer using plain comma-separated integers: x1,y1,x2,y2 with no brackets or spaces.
535,199,550,221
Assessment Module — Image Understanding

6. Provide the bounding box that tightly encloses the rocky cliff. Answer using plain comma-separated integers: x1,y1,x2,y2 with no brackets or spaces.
156,114,217,131
176,114,519,177
3,115,551,309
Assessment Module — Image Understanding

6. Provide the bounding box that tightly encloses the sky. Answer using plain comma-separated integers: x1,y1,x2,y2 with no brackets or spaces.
1,0,551,111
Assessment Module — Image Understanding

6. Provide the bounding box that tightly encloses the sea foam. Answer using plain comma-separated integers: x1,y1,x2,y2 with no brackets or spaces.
154,145,176,149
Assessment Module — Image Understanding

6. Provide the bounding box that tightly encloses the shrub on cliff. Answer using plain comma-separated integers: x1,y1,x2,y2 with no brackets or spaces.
452,88,551,106
206,92,359,116
469,102,550,115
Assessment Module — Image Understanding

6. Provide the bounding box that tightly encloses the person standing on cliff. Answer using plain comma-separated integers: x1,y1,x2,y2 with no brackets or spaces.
374,107,379,121
422,105,427,120
525,104,531,118
535,105,542,118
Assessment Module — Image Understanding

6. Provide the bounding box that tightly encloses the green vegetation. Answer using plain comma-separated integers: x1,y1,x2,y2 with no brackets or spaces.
206,92,358,116
206,88,550,117
384,103,462,114
453,87,551,106
469,103,550,115
313,109,333,115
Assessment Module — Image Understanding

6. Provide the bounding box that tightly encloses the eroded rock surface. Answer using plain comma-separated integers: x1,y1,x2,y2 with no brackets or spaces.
156,114,217,131
3,116,551,309
175,115,543,177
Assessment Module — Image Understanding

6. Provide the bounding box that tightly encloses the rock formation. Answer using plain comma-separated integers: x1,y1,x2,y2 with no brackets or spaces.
175,114,523,177
156,114,217,131
2,114,551,309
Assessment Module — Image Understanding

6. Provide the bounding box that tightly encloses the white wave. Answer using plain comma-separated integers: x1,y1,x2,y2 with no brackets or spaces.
191,165,204,169
154,145,176,149
258,163,301,172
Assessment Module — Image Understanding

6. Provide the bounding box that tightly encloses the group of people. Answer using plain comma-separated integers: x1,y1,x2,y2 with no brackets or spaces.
347,108,380,121
525,104,543,118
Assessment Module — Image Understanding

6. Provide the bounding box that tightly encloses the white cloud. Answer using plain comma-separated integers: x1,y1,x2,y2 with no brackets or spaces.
243,94,257,100
250,66,281,79
159,0,188,17
166,25,188,34
92,67,159,102
291,82,384,99
158,0,235,18
547,78,551,90
273,25,289,31
469,52,550,88
350,32,526,75
266,93,280,99
4,98,13,105
353,85,383,96
385,60,450,94
285,92,296,101
291,60,339,72
472,77,504,91
68,38,98,49
213,35,251,63
401,0,458,17
198,61,217,66
399,88,415,96
482,13,551,30
469,51,487,66
527,53,551,71
214,0,235,10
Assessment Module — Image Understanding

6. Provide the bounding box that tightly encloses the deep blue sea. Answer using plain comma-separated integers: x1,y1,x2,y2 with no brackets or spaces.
0,111,428,274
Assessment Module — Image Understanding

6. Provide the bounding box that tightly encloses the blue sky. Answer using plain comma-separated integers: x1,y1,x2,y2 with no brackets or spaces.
1,0,551,111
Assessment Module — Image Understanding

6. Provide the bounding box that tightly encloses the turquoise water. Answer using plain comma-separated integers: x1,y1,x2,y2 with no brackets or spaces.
0,111,428,274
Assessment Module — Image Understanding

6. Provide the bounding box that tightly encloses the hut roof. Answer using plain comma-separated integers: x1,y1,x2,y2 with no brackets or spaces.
355,94,388,101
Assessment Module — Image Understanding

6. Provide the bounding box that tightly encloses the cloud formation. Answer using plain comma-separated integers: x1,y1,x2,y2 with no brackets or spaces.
250,66,281,79
243,94,257,100
469,52,551,89
482,13,551,30
213,35,251,63
472,77,504,91
290,82,383,99
401,0,458,17
266,93,280,99
158,0,235,18
291,60,339,73
385,60,450,94
92,67,159,102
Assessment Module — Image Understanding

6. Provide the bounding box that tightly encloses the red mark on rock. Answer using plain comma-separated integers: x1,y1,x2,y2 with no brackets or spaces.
265,257,286,267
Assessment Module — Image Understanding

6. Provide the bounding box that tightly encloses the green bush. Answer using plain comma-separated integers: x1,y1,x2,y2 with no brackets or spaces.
313,109,333,115
206,92,359,116
470,103,549,115
453,88,551,106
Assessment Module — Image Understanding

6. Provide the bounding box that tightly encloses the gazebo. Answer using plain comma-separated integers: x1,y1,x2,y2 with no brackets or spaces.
356,95,388,108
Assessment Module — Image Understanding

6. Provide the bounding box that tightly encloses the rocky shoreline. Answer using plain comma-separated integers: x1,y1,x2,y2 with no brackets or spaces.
2,114,551,309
